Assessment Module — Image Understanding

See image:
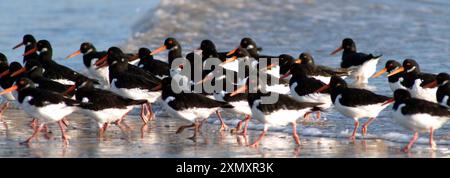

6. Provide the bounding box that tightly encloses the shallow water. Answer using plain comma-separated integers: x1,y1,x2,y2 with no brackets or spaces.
0,0,450,157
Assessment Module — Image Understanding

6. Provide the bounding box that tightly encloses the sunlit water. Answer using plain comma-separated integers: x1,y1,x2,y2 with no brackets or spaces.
0,0,450,157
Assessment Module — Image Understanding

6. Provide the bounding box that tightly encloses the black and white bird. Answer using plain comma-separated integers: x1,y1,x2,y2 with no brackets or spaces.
330,38,381,84
288,63,333,119
136,47,170,80
231,77,322,147
387,89,449,152
316,76,392,139
67,78,148,137
0,53,16,119
282,52,350,85
159,77,233,140
150,37,183,66
65,42,110,87
23,40,99,85
12,34,39,63
424,73,450,108
104,47,162,124
388,59,437,103
372,60,406,92
0,78,88,145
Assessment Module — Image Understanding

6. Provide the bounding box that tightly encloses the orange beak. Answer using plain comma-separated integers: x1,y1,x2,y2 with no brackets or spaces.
294,59,302,64
382,98,395,106
10,67,26,77
230,85,248,97
63,85,76,96
220,56,238,66
23,47,37,56
95,54,108,66
0,85,18,95
0,70,10,78
151,84,162,91
387,67,404,77
261,63,277,71
371,68,388,78
65,50,81,60
226,47,238,56
330,46,343,55
12,42,24,50
150,45,167,55
280,70,291,79
128,54,139,62
423,80,438,88
315,84,330,93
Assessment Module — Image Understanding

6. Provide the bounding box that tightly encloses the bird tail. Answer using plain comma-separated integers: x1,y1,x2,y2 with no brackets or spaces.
219,102,234,109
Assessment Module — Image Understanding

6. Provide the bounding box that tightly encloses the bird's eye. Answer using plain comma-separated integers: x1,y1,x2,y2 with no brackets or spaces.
168,40,173,44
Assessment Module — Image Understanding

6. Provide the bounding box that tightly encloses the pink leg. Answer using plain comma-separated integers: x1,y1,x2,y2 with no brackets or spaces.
402,132,419,153
232,120,244,133
303,112,312,121
349,120,359,140
429,128,437,150
30,118,37,129
216,110,228,131
249,124,269,147
62,118,70,129
140,104,149,124
361,117,375,137
0,102,9,121
21,123,44,144
240,115,251,135
58,120,70,146
315,111,321,120
188,121,200,140
147,103,154,121
292,122,301,145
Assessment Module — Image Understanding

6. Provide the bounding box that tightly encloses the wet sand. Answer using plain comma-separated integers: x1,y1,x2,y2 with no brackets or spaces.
0,107,449,158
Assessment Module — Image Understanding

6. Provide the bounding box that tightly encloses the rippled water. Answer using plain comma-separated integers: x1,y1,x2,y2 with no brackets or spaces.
0,0,449,157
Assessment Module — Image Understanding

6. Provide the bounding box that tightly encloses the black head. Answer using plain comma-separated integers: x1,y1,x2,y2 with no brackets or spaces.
0,53,7,65
329,76,348,89
279,54,294,63
240,37,257,50
403,59,420,74
106,47,127,66
79,42,96,54
15,77,36,90
138,48,153,60
341,38,356,52
24,60,43,74
200,40,216,51
164,37,180,50
393,89,412,102
36,40,52,53
436,73,450,85
22,34,37,46
9,62,23,73
384,60,402,73
298,52,315,65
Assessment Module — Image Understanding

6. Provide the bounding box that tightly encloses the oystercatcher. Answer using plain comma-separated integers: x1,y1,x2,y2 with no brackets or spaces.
104,47,162,124
12,34,38,63
159,77,233,140
0,53,16,120
0,78,88,145
282,52,350,84
231,77,322,147
228,37,263,59
137,48,170,80
372,60,406,92
394,59,437,102
316,76,392,139
10,60,75,97
330,38,381,84
424,73,450,108
65,42,110,86
387,89,449,152
66,78,147,137
288,63,332,119
23,40,99,85
150,37,183,66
